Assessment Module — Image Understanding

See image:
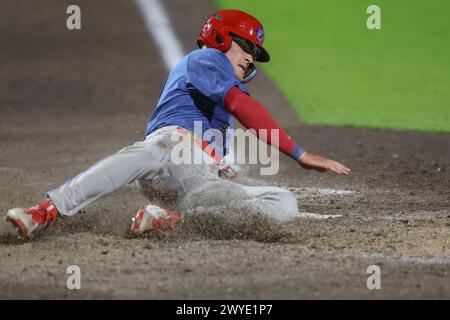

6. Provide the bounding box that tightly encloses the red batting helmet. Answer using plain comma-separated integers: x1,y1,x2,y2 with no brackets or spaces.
197,9,270,83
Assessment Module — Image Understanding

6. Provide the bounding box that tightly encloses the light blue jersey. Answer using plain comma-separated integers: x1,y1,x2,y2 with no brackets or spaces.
146,48,248,158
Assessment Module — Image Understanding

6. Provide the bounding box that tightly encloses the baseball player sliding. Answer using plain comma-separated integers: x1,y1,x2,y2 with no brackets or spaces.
6,10,350,241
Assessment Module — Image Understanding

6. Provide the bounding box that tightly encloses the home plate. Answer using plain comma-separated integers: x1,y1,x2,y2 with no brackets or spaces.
298,212,343,219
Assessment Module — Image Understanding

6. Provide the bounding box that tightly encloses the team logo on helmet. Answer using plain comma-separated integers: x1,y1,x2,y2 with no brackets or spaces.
256,28,265,42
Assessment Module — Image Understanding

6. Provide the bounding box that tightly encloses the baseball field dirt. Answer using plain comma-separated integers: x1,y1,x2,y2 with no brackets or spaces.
0,0,449,299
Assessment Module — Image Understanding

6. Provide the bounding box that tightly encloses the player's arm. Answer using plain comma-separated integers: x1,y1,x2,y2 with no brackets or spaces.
224,86,351,175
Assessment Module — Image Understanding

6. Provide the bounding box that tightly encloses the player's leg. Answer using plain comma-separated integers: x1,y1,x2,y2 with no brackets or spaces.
5,127,176,240
47,137,171,216
129,147,205,237
177,173,299,222
135,158,298,235
129,130,224,236
240,185,299,221
133,129,298,236
128,176,299,237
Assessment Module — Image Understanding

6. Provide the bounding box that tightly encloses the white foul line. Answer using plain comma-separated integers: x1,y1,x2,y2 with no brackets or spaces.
298,212,343,219
289,187,354,197
134,0,185,70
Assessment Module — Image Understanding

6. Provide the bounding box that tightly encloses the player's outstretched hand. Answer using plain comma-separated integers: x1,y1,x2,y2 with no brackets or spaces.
298,151,351,175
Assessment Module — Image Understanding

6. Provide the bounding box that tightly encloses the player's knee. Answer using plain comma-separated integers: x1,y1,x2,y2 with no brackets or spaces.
273,188,299,222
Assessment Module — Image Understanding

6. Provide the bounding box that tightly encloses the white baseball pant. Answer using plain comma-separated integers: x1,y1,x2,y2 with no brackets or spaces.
48,126,299,222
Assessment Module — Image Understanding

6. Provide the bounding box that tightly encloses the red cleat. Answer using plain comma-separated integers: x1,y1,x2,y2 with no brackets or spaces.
130,204,181,237
5,200,59,241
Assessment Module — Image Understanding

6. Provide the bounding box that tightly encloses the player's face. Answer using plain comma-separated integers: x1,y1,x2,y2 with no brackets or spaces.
225,40,254,81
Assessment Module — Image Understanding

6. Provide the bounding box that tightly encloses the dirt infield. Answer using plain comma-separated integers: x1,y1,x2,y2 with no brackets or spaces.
0,0,449,299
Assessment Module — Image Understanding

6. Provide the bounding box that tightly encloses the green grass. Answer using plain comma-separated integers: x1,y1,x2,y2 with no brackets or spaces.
215,0,450,132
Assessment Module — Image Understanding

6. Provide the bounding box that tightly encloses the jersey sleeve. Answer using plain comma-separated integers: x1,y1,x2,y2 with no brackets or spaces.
185,49,248,107
224,86,305,161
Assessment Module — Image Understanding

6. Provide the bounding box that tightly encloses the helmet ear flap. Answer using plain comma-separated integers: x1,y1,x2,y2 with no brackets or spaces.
210,30,227,49
198,20,232,53
209,28,232,52
218,32,232,52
